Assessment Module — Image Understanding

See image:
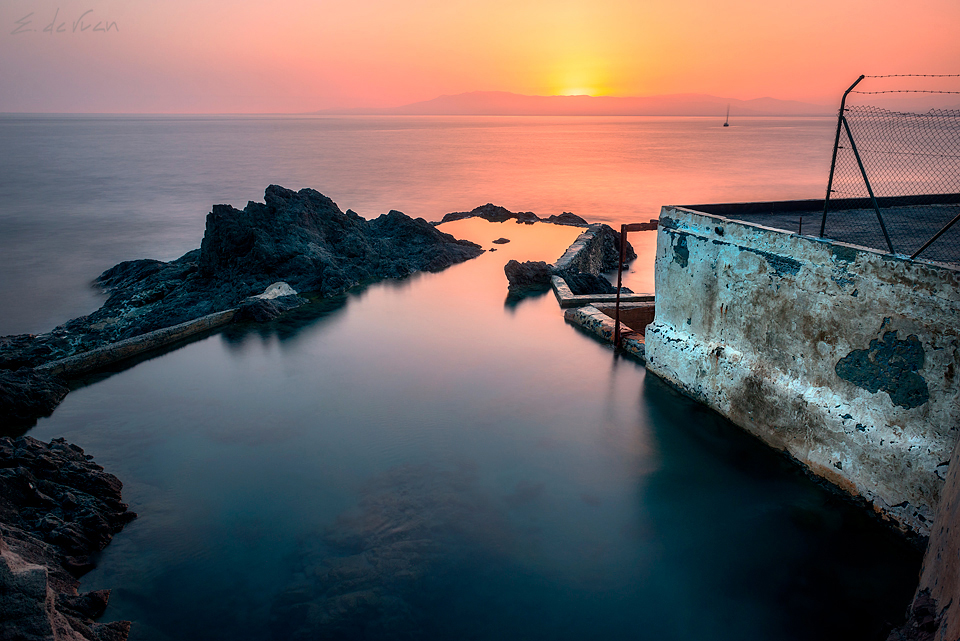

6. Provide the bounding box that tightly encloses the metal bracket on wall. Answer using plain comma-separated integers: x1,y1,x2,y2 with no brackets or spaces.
614,222,648,348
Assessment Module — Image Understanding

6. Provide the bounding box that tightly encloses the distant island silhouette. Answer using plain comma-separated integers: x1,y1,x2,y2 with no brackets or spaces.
315,91,834,117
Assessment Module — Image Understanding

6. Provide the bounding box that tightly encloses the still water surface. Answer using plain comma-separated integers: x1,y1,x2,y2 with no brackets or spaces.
3,116,919,640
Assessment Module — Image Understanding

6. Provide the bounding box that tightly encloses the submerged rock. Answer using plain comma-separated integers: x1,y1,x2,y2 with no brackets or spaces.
0,436,136,640
270,464,513,641
234,282,308,323
437,204,591,227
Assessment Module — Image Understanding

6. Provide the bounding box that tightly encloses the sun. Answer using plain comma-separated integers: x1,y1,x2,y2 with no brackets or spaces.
558,88,596,96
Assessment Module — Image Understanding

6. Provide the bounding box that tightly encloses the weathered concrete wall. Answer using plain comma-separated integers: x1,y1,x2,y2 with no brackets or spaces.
907,435,960,639
553,223,633,275
644,205,960,535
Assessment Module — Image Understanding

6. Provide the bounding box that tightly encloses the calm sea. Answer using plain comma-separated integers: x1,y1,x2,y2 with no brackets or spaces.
1,115,919,640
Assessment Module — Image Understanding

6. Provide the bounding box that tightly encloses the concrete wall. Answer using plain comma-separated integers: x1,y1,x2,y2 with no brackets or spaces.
913,434,960,639
644,205,960,535
553,223,631,275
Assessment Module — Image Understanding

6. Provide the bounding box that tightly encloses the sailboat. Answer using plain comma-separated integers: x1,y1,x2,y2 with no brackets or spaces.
723,105,730,127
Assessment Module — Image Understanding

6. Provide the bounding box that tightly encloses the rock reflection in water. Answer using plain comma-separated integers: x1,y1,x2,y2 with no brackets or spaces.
271,463,512,640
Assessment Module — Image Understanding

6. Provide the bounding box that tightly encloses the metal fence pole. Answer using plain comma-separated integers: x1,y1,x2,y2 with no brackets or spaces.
841,115,896,254
821,75,865,238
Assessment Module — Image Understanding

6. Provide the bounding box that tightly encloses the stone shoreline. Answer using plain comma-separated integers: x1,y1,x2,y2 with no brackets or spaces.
0,436,136,640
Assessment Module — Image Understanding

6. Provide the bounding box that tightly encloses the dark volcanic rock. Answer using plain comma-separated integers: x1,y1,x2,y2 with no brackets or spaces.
0,186,483,372
234,292,308,324
0,186,484,429
0,436,135,640
438,203,540,225
201,189,481,297
595,225,638,271
544,212,589,227
491,237,510,245
0,370,69,435
504,260,552,292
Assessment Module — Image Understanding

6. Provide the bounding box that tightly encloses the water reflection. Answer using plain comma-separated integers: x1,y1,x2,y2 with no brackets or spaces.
637,375,921,640
22,219,920,641
220,294,350,345
271,462,516,641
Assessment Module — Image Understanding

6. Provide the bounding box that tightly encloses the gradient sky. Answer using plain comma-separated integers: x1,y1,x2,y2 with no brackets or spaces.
2,0,958,113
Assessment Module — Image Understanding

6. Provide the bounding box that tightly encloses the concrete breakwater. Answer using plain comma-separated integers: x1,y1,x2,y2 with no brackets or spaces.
37,308,237,377
644,204,960,536
641,203,960,639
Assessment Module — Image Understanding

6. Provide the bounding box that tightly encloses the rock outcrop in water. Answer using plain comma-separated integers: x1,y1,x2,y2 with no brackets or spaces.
0,436,136,640
504,223,637,296
437,204,588,227
0,186,484,429
2,186,483,371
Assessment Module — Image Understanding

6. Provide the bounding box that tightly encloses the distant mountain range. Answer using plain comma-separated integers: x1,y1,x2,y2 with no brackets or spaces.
316,91,835,117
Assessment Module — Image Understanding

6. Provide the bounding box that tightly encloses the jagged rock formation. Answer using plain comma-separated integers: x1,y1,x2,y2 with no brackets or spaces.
0,436,136,640
2,186,483,371
544,212,589,226
438,203,540,225
0,186,484,428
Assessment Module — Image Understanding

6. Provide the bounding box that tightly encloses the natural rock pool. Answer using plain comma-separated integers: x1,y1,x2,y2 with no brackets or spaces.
25,218,920,641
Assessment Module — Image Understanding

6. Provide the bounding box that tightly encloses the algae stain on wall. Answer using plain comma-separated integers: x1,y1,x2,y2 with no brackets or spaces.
835,322,930,410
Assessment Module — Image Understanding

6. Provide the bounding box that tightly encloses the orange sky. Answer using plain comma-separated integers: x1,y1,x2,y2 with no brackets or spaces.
1,0,958,113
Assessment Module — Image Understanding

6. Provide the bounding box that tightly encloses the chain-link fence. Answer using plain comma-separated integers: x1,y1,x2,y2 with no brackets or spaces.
820,76,960,266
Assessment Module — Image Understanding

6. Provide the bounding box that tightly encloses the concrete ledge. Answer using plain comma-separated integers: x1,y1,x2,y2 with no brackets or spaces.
37,309,237,377
563,305,646,362
551,275,654,308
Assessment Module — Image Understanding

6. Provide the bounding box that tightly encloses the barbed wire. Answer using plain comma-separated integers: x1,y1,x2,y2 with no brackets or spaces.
839,146,960,160
822,103,960,264
852,90,960,94
864,74,960,78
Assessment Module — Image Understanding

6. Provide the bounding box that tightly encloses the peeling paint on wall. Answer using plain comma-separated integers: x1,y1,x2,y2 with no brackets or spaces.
836,330,929,409
671,233,689,268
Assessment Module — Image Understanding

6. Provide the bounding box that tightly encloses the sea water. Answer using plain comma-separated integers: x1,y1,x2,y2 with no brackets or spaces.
1,115,919,640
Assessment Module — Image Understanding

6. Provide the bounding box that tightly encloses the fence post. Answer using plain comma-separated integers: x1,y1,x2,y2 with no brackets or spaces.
821,75,865,238
841,116,896,254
